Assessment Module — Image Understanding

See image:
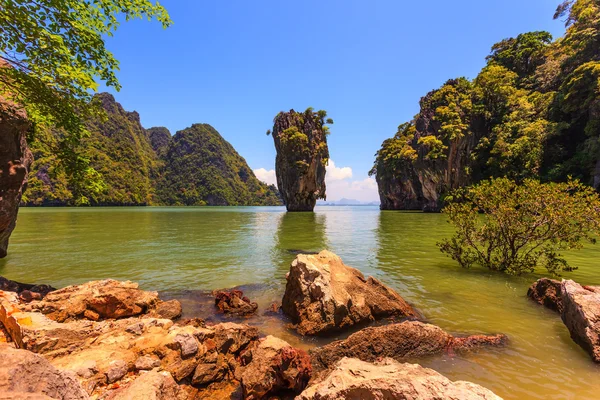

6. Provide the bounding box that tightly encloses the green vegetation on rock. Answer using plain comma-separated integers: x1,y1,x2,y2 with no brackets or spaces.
371,0,600,211
438,177,600,275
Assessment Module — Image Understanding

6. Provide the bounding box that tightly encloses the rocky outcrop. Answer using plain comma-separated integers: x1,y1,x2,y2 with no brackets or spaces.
0,276,55,302
239,335,311,399
146,126,172,157
270,109,331,211
560,280,600,362
527,278,563,313
282,250,417,335
0,97,32,258
0,344,88,400
298,357,503,400
214,289,258,317
310,321,507,375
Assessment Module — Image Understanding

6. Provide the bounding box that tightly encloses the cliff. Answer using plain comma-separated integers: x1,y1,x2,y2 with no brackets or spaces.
270,109,332,211
146,126,172,157
156,123,281,206
372,2,600,210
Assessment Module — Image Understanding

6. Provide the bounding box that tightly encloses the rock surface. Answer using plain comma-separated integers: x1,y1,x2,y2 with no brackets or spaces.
560,280,600,362
270,109,330,212
0,97,33,258
0,276,56,301
298,357,503,400
214,289,258,317
527,278,563,313
0,344,88,400
282,250,417,335
105,371,182,400
240,335,311,399
310,321,507,375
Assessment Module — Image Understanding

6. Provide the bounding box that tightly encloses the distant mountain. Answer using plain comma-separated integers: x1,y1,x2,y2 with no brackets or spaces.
23,94,282,207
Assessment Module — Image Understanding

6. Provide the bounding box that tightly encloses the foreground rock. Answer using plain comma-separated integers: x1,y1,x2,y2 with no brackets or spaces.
0,96,33,258
26,279,176,322
270,109,330,212
310,321,507,375
298,357,503,400
214,289,258,317
282,250,418,335
0,344,88,399
561,280,600,362
527,278,563,313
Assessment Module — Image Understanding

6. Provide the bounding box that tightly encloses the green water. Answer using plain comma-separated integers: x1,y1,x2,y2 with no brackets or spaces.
2,206,600,399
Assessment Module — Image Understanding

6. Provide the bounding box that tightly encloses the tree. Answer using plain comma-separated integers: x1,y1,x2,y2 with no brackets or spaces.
438,177,600,275
0,0,172,203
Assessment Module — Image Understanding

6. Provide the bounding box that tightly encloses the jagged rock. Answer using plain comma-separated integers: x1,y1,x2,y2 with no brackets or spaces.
282,250,418,335
146,126,172,157
191,356,228,386
560,280,600,362
0,97,33,258
134,356,160,371
150,299,182,320
0,344,88,399
310,321,507,375
527,278,564,313
214,289,258,316
240,335,311,399
298,357,502,400
29,279,160,322
270,109,330,212
106,370,182,400
0,276,56,300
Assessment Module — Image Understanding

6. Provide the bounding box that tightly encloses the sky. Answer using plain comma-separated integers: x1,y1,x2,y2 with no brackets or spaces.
104,0,567,202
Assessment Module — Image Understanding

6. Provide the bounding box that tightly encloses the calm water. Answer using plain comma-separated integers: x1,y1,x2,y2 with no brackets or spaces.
2,206,600,399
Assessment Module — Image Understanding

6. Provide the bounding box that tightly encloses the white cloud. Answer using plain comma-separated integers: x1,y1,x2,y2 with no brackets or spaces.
253,160,379,203
326,160,353,181
253,168,277,186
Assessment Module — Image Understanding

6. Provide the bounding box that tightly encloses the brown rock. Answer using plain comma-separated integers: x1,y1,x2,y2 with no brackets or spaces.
298,357,503,400
0,344,88,399
560,279,600,362
0,97,33,259
240,335,311,399
152,299,182,320
282,250,418,335
0,276,55,299
212,322,259,354
106,370,182,400
191,355,228,386
310,321,507,375
214,290,258,317
134,356,160,371
528,278,564,313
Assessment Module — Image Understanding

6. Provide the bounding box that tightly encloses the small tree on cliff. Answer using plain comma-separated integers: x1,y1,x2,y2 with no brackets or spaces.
438,177,600,275
0,0,171,203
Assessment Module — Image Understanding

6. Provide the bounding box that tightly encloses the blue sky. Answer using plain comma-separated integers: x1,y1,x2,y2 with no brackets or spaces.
104,0,566,202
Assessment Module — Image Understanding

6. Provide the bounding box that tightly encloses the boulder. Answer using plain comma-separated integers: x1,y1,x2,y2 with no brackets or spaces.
527,278,563,313
150,299,182,320
213,289,258,317
282,250,418,335
0,96,33,258
29,279,160,322
0,344,88,400
310,321,507,375
106,371,182,400
240,335,311,400
560,280,600,362
297,357,502,400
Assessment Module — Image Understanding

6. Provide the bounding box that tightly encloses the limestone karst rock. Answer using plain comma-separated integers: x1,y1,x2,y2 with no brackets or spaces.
282,250,418,335
560,280,600,362
269,108,331,212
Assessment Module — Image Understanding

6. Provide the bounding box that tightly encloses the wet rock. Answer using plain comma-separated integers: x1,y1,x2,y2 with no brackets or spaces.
282,250,418,335
214,289,258,317
0,276,56,299
270,109,330,212
134,355,161,371
310,321,507,375
263,302,281,316
298,357,503,400
151,299,182,320
528,278,564,313
0,97,33,259
0,344,88,399
31,279,159,322
240,335,311,399
106,370,182,400
560,280,600,362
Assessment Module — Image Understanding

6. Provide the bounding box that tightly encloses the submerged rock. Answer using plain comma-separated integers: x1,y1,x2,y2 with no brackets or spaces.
282,250,417,335
0,97,33,258
527,278,563,313
214,289,258,317
560,280,600,362
310,321,507,375
270,109,331,212
298,357,503,400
